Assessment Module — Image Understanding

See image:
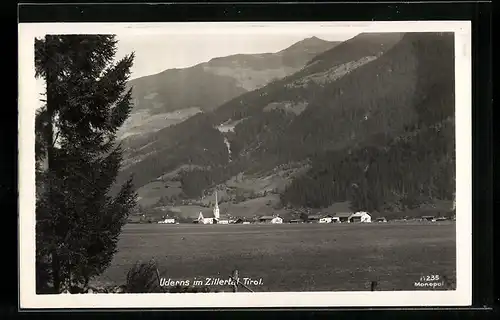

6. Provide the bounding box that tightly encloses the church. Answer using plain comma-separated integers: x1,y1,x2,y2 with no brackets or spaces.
196,191,229,224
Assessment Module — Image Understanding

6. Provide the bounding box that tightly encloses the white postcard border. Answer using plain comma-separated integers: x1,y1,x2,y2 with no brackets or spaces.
18,21,472,309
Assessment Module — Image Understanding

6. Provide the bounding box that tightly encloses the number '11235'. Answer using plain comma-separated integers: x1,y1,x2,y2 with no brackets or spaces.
420,275,440,281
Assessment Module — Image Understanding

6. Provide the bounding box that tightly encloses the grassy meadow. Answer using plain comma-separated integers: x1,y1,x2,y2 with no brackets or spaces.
95,222,456,292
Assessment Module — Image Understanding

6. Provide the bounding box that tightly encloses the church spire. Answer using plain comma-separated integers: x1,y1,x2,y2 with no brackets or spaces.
213,190,220,219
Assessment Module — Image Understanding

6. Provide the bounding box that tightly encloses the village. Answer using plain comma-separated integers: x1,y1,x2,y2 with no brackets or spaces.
155,191,455,225
187,210,373,225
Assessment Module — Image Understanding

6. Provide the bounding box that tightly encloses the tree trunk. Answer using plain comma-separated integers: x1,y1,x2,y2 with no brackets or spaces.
45,35,61,293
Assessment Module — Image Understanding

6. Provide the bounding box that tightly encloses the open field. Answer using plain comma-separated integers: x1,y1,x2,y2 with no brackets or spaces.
95,222,456,292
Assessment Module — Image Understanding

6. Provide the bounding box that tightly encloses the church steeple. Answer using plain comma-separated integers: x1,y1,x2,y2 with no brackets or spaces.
213,191,220,219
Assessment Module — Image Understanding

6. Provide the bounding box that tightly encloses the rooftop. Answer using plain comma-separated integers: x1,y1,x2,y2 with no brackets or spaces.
350,211,371,217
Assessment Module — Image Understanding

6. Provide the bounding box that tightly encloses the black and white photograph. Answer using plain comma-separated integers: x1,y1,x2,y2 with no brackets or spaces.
18,21,472,308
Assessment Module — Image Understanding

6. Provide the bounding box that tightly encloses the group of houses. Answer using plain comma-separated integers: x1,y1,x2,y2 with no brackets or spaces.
194,214,285,225
158,192,375,225
192,211,373,225
154,191,457,225
305,211,372,223
192,192,285,225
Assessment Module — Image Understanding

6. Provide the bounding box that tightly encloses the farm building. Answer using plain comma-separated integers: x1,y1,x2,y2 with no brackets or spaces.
289,219,302,224
272,216,283,224
349,211,371,223
375,217,387,223
422,216,435,222
158,217,176,224
332,212,353,223
258,216,283,224
307,214,336,223
319,215,338,223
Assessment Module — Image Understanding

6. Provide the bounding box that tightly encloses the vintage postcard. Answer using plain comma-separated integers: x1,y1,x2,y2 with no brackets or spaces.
18,21,472,309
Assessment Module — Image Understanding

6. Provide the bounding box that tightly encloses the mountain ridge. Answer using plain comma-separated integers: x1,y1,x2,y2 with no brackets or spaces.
118,32,455,216
117,37,342,141
119,32,408,185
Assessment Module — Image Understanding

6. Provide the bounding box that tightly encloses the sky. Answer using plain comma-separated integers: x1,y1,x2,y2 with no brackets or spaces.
35,32,357,105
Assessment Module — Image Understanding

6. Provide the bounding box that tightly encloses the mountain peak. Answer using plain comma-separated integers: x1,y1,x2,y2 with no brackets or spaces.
302,36,323,42
290,36,328,47
280,36,338,55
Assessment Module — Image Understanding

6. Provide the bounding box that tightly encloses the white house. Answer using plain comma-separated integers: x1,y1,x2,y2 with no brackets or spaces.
319,216,332,223
319,216,341,223
348,211,372,223
271,216,283,224
158,218,176,224
258,216,283,224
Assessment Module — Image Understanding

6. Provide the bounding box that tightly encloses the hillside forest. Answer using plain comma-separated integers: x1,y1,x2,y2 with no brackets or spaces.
119,32,456,218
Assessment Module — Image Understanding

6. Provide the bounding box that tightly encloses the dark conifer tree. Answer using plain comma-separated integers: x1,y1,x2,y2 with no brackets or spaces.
34,35,137,293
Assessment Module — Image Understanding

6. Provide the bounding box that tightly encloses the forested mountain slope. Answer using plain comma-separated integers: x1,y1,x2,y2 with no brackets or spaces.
118,32,455,213
120,33,403,177
281,117,455,212
280,32,455,212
